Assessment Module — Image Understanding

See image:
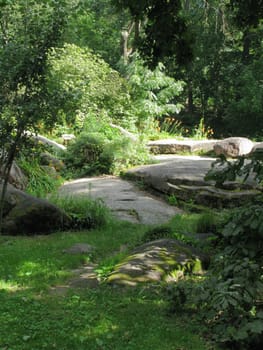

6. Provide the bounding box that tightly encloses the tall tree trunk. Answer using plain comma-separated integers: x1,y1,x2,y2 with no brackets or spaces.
121,21,134,64
242,29,250,63
0,131,21,234
187,81,194,113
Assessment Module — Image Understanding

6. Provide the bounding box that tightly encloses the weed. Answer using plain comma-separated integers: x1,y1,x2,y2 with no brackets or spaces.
49,194,112,230
18,156,63,198
167,194,178,206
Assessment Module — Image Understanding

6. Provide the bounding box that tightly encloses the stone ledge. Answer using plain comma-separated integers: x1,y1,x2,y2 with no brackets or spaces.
148,139,219,154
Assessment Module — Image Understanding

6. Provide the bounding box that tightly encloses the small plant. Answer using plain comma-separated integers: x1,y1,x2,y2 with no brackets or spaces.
195,211,218,233
158,117,185,136
167,194,178,206
95,252,127,281
50,195,112,230
191,117,214,140
18,156,63,198
201,204,263,348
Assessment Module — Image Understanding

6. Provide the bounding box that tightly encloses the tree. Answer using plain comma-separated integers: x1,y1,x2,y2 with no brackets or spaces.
0,0,68,232
111,0,194,69
45,43,131,131
64,0,130,68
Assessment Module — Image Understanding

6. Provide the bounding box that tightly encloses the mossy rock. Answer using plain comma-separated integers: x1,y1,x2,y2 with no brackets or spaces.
107,239,208,286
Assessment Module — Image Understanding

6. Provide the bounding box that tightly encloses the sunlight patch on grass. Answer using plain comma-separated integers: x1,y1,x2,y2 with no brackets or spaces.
0,279,21,292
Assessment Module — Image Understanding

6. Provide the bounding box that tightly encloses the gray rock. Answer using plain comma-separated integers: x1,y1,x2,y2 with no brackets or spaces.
0,161,27,190
59,176,182,225
69,264,99,288
148,139,218,155
213,137,254,157
126,155,261,208
0,183,71,235
40,153,65,171
107,238,208,286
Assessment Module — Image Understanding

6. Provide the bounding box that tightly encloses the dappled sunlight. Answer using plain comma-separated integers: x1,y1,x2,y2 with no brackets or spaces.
16,260,71,289
0,279,22,292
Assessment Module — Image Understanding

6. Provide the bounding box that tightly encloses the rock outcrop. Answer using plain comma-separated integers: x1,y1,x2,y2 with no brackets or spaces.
126,156,262,208
0,183,71,235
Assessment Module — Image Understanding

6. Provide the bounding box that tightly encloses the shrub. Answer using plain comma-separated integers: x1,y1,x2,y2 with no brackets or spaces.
167,155,263,349
62,132,111,177
63,132,150,177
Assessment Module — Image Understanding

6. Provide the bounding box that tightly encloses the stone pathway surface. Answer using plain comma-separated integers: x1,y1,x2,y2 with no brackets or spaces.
60,175,183,225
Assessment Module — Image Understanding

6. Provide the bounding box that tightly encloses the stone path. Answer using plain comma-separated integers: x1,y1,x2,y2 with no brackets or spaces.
60,175,182,225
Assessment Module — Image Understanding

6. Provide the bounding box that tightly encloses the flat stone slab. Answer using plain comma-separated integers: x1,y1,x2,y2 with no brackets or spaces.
128,155,216,189
126,155,261,208
59,176,182,225
148,139,219,154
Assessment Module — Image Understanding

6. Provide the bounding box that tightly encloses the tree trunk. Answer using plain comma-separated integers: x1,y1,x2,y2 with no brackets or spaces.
242,29,250,63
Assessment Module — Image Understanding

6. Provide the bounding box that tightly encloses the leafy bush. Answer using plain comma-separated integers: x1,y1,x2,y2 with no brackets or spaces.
201,205,263,348
62,132,109,177
167,156,263,349
124,56,184,133
63,132,150,177
46,43,131,130
102,136,150,174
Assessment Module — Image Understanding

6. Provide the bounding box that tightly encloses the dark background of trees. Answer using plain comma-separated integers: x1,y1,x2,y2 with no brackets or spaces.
64,0,263,138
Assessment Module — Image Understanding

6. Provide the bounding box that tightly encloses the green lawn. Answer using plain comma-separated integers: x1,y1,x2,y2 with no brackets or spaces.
0,218,218,350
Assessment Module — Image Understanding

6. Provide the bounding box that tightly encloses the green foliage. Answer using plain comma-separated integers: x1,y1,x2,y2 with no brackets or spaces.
200,204,263,348
50,195,112,230
45,43,131,130
64,0,129,68
18,156,63,198
62,133,109,177
168,153,263,348
226,58,263,136
63,132,150,177
112,0,193,68
125,57,184,133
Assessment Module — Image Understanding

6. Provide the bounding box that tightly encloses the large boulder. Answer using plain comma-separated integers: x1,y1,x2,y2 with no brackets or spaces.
0,183,71,235
107,239,208,286
213,137,254,158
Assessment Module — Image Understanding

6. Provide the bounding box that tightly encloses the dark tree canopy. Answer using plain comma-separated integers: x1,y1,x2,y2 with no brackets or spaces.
112,0,194,69
230,0,263,28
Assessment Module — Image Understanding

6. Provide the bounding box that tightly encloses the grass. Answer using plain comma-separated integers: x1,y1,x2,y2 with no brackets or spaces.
0,216,219,350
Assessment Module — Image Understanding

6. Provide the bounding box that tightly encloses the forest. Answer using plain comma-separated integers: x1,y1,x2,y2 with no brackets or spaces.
0,1,263,350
